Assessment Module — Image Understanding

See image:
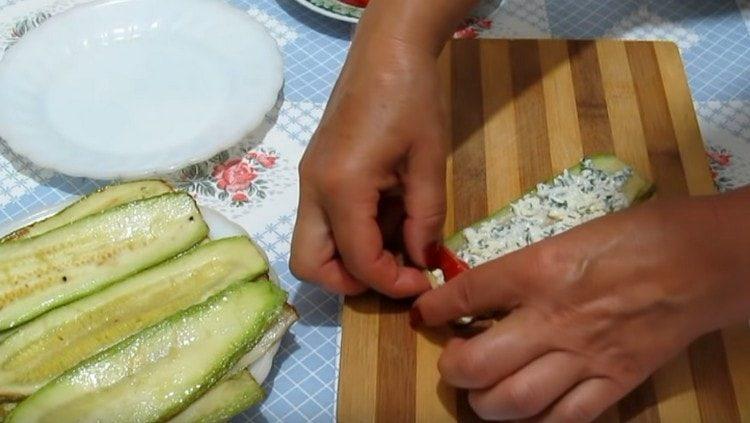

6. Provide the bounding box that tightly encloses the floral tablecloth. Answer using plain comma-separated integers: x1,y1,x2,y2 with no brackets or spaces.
0,0,748,421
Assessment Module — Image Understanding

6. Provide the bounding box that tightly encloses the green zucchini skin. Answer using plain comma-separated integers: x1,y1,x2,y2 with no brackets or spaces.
0,192,208,331
7,279,286,423
0,402,16,422
229,304,298,377
443,154,654,252
0,180,173,243
169,371,264,423
0,236,267,400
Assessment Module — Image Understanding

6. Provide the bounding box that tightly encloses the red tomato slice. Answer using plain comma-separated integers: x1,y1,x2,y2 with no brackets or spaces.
426,244,470,281
340,0,368,7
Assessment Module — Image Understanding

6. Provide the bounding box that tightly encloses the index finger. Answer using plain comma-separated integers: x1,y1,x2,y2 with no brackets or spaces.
413,259,522,326
290,196,367,296
325,187,430,298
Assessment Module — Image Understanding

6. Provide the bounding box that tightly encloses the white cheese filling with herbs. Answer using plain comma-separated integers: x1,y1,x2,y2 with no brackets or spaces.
456,159,633,267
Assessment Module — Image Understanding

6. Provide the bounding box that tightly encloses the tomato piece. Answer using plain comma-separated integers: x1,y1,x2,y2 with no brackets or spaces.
340,0,368,7
426,244,470,281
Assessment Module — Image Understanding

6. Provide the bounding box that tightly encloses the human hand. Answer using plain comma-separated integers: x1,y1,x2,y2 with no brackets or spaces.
413,193,750,421
289,32,448,298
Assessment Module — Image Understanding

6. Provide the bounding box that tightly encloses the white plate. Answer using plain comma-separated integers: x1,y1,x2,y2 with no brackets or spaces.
0,0,284,179
292,0,362,23
0,202,282,385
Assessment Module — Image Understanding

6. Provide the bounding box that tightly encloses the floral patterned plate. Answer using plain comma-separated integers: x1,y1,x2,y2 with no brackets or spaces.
292,0,362,23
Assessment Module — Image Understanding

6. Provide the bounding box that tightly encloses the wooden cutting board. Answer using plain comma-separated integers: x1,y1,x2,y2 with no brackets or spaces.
338,39,750,422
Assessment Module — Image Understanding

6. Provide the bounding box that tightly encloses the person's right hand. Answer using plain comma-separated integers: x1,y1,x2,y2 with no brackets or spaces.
289,28,448,298
412,191,750,421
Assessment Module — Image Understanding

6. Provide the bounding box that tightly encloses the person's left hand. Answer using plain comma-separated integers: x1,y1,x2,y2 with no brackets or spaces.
412,194,750,422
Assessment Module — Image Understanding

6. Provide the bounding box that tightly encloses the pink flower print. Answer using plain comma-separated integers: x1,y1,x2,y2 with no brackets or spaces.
232,191,249,202
247,151,278,168
212,158,257,192
707,150,732,167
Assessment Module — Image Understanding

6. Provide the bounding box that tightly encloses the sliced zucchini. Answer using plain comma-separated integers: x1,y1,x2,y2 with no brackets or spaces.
0,403,15,422
0,236,267,400
0,192,208,330
1,180,172,243
7,279,286,423
229,304,297,377
443,155,653,259
169,371,264,423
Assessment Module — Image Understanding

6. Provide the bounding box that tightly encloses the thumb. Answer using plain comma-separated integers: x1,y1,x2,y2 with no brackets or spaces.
402,139,447,268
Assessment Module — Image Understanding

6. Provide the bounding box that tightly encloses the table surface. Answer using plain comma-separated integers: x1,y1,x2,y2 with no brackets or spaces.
1,0,749,421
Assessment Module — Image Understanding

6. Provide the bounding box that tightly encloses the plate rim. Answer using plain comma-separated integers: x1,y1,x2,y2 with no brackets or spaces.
0,0,284,179
291,0,361,23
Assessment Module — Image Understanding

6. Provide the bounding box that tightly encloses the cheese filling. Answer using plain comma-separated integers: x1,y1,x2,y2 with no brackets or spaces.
456,159,633,267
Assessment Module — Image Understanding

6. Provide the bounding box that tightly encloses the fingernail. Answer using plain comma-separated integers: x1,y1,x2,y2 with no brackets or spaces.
424,242,440,269
409,306,423,329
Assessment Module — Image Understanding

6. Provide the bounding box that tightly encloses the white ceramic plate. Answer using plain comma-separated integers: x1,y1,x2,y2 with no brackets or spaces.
292,0,362,23
0,202,282,384
0,0,284,179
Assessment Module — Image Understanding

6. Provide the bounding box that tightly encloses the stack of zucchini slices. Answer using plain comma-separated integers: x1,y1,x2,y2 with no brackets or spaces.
0,181,296,422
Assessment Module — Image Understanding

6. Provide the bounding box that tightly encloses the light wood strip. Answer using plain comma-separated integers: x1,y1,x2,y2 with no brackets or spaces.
538,39,583,172
596,40,653,180
653,43,715,197
626,42,688,198
376,299,416,423
510,40,552,187
689,333,741,422
481,40,522,209
415,328,456,422
338,293,380,423
568,40,615,155
650,354,702,423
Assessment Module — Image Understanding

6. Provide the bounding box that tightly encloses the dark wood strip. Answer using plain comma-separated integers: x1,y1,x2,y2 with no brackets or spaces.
451,39,488,422
568,40,615,155
689,332,741,423
457,390,484,423
509,40,553,188
618,381,661,423
451,39,488,228
376,299,416,423
626,42,688,198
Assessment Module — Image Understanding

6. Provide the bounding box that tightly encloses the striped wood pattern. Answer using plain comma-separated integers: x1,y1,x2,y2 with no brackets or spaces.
337,39,750,422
